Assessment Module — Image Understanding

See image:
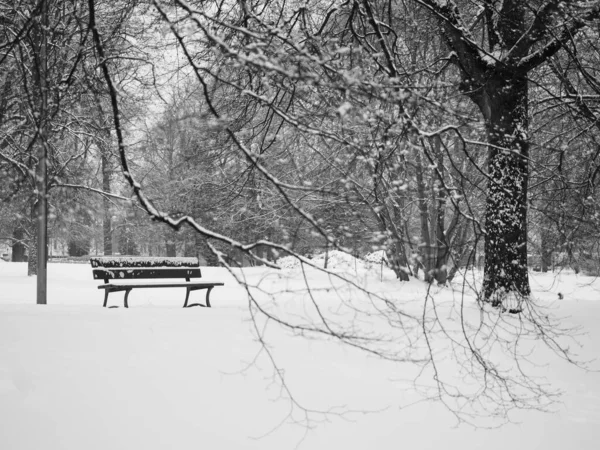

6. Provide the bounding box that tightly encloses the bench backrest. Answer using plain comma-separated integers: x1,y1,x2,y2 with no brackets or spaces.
90,257,201,283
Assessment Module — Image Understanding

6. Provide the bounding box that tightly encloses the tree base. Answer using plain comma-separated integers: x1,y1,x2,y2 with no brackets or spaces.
486,289,525,314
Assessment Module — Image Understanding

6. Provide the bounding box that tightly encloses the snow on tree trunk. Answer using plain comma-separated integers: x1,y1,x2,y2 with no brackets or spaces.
481,77,530,303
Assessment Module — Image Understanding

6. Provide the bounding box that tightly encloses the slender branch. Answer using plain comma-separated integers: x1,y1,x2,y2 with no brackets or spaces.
51,183,131,201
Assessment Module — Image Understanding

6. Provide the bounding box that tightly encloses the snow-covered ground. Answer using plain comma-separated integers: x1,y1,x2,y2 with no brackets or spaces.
1,259,599,449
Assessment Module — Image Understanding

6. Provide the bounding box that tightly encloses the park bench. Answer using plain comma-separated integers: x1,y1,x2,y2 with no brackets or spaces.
90,256,224,308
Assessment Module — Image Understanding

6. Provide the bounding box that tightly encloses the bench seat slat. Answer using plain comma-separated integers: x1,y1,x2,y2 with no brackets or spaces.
98,282,224,289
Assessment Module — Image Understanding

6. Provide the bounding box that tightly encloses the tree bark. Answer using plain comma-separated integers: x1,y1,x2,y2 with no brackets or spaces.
27,209,38,276
479,76,530,302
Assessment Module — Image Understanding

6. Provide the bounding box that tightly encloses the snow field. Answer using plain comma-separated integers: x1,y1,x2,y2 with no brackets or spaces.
1,260,600,449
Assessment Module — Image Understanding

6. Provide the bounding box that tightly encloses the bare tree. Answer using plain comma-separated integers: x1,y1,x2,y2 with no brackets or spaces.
412,0,600,304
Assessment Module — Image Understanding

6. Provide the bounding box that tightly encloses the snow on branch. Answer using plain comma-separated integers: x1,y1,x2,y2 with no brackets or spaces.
518,1,600,72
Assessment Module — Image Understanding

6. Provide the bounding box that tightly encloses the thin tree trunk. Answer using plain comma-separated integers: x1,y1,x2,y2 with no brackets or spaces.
379,198,410,281
92,85,113,256
415,148,433,281
371,133,410,281
540,229,551,273
431,136,449,284
12,228,26,262
195,233,218,266
385,244,410,281
447,222,471,282
102,152,112,256
166,239,176,257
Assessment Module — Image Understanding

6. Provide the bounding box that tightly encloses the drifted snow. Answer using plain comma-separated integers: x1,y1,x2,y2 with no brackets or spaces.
277,250,386,271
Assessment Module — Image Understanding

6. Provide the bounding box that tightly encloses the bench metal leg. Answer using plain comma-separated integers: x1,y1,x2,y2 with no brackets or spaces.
205,286,214,308
124,288,132,308
102,288,130,308
183,287,191,308
184,286,214,308
101,284,220,308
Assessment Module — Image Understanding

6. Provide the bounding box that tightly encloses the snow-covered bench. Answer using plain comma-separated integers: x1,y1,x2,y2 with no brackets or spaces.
90,256,224,308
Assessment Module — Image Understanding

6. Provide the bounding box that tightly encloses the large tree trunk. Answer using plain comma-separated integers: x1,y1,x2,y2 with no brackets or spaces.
418,0,576,304
479,76,530,302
